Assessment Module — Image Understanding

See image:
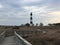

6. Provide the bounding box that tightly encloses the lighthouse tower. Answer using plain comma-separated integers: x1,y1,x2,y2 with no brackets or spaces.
30,12,33,26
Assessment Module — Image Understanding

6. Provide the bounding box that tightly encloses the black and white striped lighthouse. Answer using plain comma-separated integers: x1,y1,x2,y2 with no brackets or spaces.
30,12,33,26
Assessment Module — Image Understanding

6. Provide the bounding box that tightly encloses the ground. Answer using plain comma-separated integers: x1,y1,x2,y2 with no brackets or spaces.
0,26,60,45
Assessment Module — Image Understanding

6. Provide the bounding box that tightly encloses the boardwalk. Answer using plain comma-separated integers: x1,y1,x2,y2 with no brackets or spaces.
0,36,16,45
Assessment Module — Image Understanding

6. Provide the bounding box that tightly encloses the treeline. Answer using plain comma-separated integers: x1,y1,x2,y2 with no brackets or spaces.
48,23,60,26
0,23,60,29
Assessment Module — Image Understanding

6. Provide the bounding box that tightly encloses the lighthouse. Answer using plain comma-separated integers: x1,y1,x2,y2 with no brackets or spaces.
30,12,33,26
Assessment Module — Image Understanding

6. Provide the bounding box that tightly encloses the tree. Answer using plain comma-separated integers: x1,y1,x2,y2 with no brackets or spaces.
48,24,54,26
53,23,60,26
48,23,60,26
21,24,24,27
36,23,38,26
25,23,30,27
40,23,43,26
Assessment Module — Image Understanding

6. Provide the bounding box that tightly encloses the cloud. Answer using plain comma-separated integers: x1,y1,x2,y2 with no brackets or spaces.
21,0,42,6
23,6,50,15
0,4,3,8
0,0,60,25
46,18,60,24
48,11,60,15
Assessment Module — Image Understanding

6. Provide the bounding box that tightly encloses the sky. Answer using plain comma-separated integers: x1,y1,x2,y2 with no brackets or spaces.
0,0,60,25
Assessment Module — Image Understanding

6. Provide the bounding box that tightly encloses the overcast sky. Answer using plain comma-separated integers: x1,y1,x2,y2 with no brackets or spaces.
0,0,60,25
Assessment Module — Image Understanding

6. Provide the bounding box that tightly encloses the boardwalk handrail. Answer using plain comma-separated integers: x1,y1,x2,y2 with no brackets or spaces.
0,31,5,36
0,31,5,43
15,31,32,45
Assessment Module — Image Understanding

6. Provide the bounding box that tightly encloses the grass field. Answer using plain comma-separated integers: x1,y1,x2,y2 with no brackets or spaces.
0,26,60,45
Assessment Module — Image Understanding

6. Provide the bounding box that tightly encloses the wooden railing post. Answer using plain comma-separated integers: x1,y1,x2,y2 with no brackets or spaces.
0,31,5,43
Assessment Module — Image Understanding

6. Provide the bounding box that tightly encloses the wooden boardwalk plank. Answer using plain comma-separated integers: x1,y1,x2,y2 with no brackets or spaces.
0,36,17,45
